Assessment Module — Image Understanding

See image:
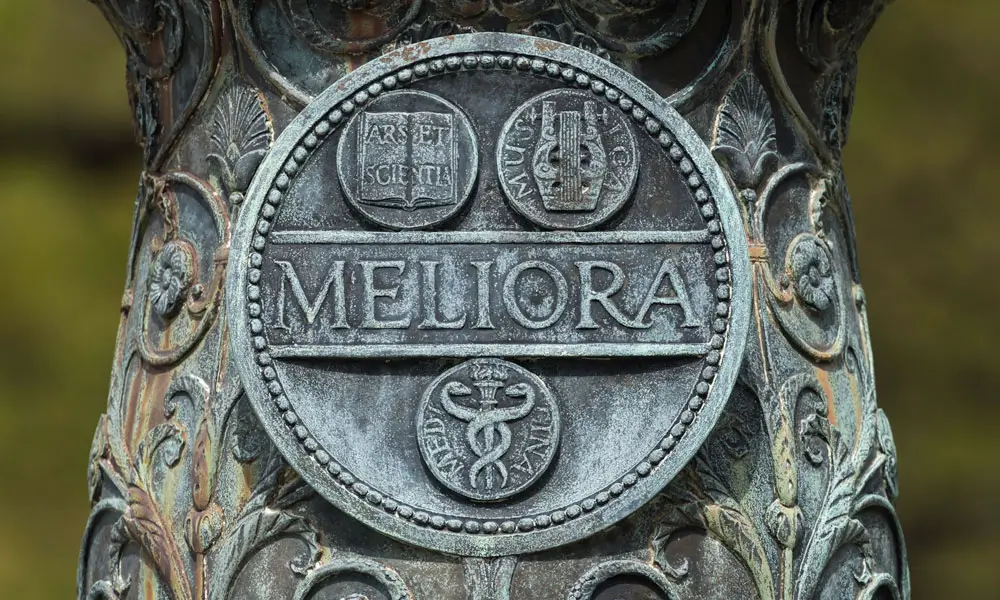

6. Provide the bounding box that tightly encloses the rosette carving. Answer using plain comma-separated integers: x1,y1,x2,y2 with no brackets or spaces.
136,172,229,367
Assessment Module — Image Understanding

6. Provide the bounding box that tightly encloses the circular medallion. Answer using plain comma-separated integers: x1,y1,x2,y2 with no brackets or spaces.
417,359,560,501
497,89,638,230
337,90,479,230
228,33,751,556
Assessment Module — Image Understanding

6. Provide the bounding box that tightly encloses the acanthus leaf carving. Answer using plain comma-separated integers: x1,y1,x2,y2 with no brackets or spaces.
98,362,321,600
208,508,321,600
661,370,897,600
655,455,777,600
122,422,193,600
795,396,870,600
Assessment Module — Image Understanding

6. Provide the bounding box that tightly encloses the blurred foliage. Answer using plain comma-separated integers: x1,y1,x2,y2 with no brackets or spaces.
0,0,996,598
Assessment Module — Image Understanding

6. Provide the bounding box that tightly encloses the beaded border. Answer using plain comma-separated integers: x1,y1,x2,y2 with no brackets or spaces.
242,51,733,536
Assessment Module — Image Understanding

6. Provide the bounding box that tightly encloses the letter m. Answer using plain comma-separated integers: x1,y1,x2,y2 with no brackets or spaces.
274,260,343,329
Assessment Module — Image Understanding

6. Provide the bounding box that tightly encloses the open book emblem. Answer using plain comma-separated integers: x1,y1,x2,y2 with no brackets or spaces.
358,111,458,211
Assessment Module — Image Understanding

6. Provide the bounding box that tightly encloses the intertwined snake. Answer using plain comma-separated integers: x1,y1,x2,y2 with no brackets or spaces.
440,381,536,491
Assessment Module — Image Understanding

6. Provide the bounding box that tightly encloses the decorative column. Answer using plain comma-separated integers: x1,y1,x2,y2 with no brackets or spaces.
79,2,908,599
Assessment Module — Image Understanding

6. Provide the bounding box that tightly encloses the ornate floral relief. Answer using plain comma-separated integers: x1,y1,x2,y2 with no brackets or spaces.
795,0,889,72
208,504,321,600
232,0,746,112
647,368,907,600
137,171,230,367
523,21,613,61
121,422,193,600
821,58,858,160
84,368,322,600
655,455,776,600
559,0,706,56
795,392,869,600
149,240,195,318
767,198,846,361
758,0,889,167
713,70,846,362
713,71,779,197
84,3,907,599
788,236,835,312
91,0,219,169
396,17,475,47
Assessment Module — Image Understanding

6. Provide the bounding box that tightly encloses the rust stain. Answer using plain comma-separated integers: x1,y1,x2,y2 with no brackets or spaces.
145,370,172,430
533,39,561,53
215,333,230,393
748,243,770,262
851,371,863,450
239,463,254,508
143,564,156,599
123,366,144,455
191,418,214,510
814,367,837,426
400,41,433,63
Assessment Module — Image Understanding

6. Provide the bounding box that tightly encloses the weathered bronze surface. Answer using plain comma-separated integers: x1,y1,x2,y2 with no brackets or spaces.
79,1,908,599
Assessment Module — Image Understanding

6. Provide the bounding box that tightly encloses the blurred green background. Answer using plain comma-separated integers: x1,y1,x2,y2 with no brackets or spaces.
0,1,996,598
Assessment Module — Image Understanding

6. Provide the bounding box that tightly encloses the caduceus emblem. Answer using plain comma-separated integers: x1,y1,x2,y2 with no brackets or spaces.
418,358,560,501
439,362,536,492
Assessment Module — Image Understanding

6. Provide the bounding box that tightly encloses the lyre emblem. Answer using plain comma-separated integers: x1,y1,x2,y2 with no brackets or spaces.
532,100,609,212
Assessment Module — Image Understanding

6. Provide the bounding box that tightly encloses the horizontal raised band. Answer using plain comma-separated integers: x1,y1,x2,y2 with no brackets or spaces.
268,229,711,245
268,341,712,359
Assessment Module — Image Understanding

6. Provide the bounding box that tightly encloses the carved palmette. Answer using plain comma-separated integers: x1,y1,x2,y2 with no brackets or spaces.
80,1,907,600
